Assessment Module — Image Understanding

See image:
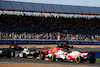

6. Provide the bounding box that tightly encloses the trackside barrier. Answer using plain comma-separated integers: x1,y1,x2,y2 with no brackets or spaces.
0,39,100,45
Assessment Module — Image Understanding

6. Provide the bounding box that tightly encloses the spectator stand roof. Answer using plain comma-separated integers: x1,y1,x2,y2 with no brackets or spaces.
0,0,100,15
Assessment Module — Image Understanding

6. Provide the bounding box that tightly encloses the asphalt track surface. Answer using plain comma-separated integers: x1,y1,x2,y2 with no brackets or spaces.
0,57,100,67
0,47,100,67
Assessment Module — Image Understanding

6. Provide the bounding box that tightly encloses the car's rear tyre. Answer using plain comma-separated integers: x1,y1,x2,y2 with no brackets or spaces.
89,56,96,63
7,52,11,58
23,53,27,58
0,54,2,58
61,59,64,62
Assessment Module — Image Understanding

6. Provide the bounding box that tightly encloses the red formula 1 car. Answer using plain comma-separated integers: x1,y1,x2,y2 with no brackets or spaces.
37,47,60,60
36,43,71,60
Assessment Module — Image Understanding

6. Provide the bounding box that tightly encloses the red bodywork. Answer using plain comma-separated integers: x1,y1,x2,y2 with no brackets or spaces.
40,47,60,54
40,43,71,54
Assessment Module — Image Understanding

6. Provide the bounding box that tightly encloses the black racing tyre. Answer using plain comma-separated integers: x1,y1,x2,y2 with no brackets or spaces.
19,47,23,51
7,52,11,58
0,54,2,58
23,53,27,58
89,56,96,63
34,50,40,58
75,56,83,63
61,59,64,62
42,53,45,60
34,53,40,58
50,55,55,62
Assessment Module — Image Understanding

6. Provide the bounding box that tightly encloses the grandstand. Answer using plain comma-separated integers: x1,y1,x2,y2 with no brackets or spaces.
0,0,100,45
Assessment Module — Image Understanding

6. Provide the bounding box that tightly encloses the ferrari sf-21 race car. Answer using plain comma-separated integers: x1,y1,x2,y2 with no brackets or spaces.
36,43,73,60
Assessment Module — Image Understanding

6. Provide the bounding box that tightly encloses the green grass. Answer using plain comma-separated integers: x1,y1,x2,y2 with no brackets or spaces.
96,58,100,62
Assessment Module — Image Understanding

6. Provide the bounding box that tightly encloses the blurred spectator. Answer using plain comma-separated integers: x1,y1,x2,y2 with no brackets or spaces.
0,14,100,32
0,31,100,41
0,32,58,40
0,14,100,41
